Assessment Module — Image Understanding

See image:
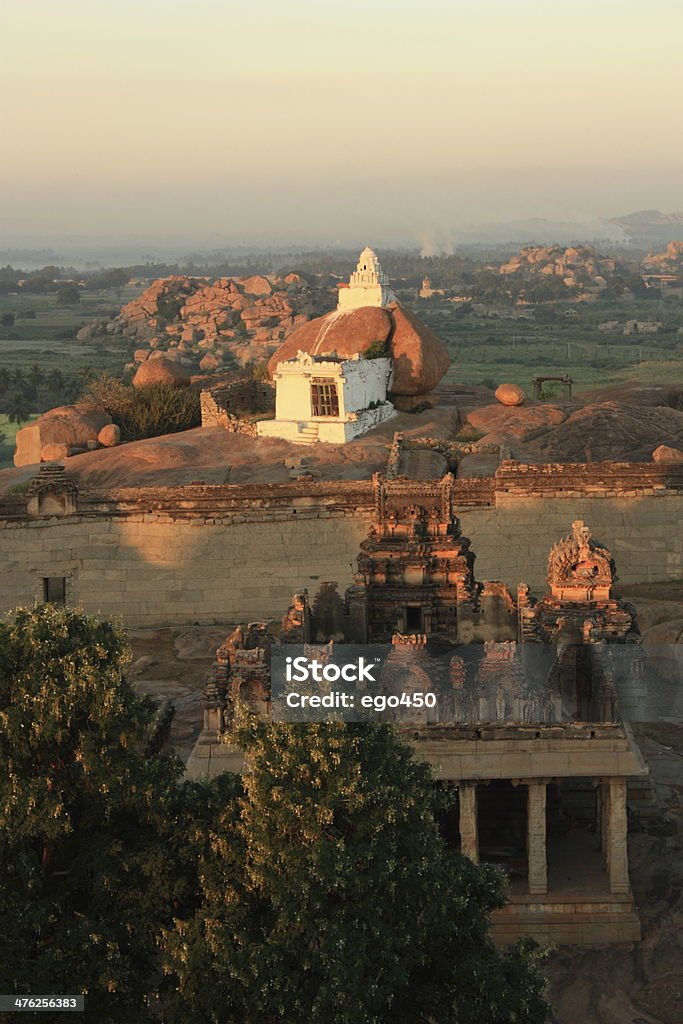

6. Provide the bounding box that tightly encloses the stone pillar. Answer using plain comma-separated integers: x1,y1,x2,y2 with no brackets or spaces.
607,777,630,895
599,781,609,860
527,781,548,895
459,782,478,864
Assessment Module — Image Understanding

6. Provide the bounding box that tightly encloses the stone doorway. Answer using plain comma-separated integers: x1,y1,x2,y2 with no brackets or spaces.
405,604,423,631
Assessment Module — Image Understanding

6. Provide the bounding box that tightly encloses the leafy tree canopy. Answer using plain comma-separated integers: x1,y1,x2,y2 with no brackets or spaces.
163,716,548,1024
0,606,185,1023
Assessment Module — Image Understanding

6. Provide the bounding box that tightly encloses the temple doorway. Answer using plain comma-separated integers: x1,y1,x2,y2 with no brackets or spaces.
405,604,423,631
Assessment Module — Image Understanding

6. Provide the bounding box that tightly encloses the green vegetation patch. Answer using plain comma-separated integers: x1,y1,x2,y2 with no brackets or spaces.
82,375,200,441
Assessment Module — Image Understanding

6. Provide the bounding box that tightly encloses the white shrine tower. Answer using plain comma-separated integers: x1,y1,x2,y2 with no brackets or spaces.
337,246,395,311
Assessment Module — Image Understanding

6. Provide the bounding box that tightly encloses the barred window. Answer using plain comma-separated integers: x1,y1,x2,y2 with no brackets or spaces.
310,380,339,417
43,577,66,606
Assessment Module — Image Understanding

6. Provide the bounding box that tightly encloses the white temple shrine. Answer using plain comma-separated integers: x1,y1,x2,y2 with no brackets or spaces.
257,247,398,445
257,350,394,445
336,246,395,311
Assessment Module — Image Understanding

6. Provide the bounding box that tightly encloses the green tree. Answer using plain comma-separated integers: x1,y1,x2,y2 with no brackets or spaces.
0,606,186,1023
86,268,129,292
5,392,31,425
47,368,65,393
56,284,81,306
163,718,547,1024
0,367,10,394
27,363,45,391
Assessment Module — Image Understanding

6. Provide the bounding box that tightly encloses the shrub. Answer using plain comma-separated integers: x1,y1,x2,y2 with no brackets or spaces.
249,360,270,381
82,374,201,441
363,338,389,359
664,388,683,411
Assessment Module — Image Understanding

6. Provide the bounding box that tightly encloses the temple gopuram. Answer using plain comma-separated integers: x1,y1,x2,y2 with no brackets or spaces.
188,475,650,946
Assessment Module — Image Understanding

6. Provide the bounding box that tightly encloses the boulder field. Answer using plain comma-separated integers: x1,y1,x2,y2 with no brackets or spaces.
85,273,321,373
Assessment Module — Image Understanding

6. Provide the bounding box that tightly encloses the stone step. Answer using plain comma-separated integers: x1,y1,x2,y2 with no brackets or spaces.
296,425,320,445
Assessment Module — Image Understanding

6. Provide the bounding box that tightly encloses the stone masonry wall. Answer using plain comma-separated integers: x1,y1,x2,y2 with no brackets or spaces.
200,378,275,432
0,463,680,627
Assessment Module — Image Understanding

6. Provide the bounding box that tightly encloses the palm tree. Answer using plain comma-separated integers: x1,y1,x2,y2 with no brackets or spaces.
47,368,65,393
27,364,45,391
11,368,25,390
6,392,31,426
0,367,10,395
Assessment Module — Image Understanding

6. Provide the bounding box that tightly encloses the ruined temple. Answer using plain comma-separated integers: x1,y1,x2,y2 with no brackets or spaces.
189,479,650,945
347,473,476,642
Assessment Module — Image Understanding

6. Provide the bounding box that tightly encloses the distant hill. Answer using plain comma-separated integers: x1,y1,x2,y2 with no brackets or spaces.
455,217,627,246
609,210,683,245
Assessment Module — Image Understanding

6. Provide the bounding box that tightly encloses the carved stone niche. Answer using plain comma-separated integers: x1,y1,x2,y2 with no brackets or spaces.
547,519,614,603
477,580,517,641
26,464,78,517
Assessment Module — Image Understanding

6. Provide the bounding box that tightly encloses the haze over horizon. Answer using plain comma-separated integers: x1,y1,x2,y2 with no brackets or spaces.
2,0,682,254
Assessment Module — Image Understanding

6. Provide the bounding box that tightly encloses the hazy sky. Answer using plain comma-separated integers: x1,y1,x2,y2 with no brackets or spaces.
2,0,682,249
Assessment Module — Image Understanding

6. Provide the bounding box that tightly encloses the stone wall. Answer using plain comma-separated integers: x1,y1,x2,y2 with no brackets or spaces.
200,378,275,432
0,463,680,627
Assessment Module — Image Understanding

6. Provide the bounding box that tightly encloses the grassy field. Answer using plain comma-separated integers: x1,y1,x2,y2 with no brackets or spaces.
416,295,683,393
0,286,142,380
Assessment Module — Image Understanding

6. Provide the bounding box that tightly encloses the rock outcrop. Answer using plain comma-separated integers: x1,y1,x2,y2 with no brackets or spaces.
14,405,112,467
498,244,630,291
513,403,683,463
267,301,450,399
465,403,566,443
641,240,683,272
97,274,321,372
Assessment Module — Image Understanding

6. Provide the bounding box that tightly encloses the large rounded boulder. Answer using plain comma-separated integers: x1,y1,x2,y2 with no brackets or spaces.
267,307,393,376
386,302,450,396
267,302,449,399
653,444,683,464
14,405,112,467
495,383,526,407
98,423,122,447
132,356,191,389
